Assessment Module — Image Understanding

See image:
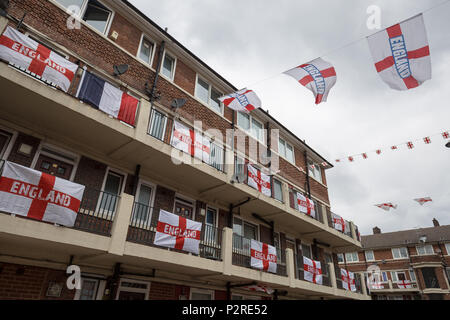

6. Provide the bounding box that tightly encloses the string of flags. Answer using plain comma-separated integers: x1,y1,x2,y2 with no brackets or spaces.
375,197,433,211
217,9,442,109
334,130,450,164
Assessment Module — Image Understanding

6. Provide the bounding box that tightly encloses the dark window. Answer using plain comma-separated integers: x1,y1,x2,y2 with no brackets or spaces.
421,268,440,288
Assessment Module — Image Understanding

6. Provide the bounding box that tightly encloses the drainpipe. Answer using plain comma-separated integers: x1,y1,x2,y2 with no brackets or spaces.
131,164,141,196
148,40,166,102
266,122,271,170
304,151,311,198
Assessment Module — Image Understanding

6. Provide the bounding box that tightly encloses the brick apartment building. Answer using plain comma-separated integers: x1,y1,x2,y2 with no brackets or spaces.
0,0,368,300
338,219,450,300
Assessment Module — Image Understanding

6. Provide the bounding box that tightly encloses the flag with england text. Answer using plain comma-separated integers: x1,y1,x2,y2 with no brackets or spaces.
0,161,85,227
284,57,337,104
367,14,431,90
154,209,202,255
0,26,78,92
303,257,322,285
296,192,316,218
331,212,347,233
219,88,262,113
171,121,210,163
247,165,271,197
250,239,277,274
341,269,356,292
77,71,139,126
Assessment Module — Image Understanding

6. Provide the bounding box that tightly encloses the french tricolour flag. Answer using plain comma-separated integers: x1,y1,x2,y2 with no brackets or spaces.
77,71,139,126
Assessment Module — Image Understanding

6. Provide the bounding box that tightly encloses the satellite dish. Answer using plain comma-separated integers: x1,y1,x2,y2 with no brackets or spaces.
171,98,186,109
446,142,450,148
113,64,129,76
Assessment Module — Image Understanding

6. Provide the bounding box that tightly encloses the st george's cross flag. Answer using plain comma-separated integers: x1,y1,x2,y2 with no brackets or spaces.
367,278,384,290
247,165,272,197
0,26,78,92
414,197,432,205
397,280,413,289
171,121,211,163
154,209,202,255
219,88,262,113
0,161,85,227
332,212,347,233
250,239,277,274
367,14,431,90
296,192,316,218
77,71,139,126
375,203,398,211
242,284,275,295
303,257,322,285
284,57,337,104
341,269,357,292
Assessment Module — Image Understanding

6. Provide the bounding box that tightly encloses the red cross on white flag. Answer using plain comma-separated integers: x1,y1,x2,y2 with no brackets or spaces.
0,26,78,92
250,239,277,274
331,212,347,233
423,137,431,144
154,209,202,254
443,132,450,139
247,165,272,197
375,203,398,211
0,161,85,227
219,88,262,113
171,121,211,163
397,280,413,289
303,257,322,285
376,150,382,155
341,269,356,292
367,14,431,90
362,153,368,159
407,142,414,149
414,197,432,205
242,284,275,295
348,156,354,162
296,192,316,218
391,146,398,150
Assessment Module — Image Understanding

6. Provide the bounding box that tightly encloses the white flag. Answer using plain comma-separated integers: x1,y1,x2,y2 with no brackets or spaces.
250,239,277,274
219,88,262,113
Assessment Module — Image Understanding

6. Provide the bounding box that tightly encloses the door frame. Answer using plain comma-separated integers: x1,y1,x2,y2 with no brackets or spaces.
115,278,150,300
0,126,17,161
134,178,157,225
96,167,128,219
173,193,196,220
189,288,214,300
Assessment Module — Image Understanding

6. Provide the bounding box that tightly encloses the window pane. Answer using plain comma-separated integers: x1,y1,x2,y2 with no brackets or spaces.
139,38,153,64
237,112,250,131
400,247,408,258
286,144,294,163
210,88,222,113
244,223,257,240
206,208,216,226
273,179,283,202
235,156,245,182
365,251,374,261
410,270,416,282
210,143,224,171
278,139,286,158
149,109,166,140
162,54,175,79
196,78,210,104
251,119,263,141
56,0,84,9
82,0,111,34
302,244,311,259
191,292,212,300
233,218,243,236
337,254,344,263
80,279,97,300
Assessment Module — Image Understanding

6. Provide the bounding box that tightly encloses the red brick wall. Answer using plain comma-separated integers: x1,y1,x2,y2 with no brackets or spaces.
73,156,107,190
108,12,142,56
148,281,177,300
7,133,40,168
153,185,175,212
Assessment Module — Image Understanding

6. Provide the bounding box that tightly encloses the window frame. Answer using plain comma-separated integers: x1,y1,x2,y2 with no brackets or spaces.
194,75,224,115
97,167,127,219
0,127,17,161
278,137,295,164
345,252,359,263
189,288,215,300
148,107,168,141
365,250,375,262
160,49,177,82
307,159,323,183
133,179,156,225
416,244,434,256
337,253,344,263
272,178,284,203
137,34,156,66
236,112,265,143
445,243,450,256
115,278,150,300
392,247,409,260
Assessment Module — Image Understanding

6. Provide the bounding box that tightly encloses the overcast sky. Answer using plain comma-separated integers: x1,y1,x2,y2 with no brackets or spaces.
130,0,450,235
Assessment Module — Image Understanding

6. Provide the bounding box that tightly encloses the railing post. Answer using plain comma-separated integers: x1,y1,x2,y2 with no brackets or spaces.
108,193,135,256
321,204,328,225
222,227,233,276
286,248,296,288
329,262,337,289
388,280,393,289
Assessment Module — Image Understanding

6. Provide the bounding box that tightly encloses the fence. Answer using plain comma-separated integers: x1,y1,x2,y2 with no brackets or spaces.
231,233,287,277
127,204,223,261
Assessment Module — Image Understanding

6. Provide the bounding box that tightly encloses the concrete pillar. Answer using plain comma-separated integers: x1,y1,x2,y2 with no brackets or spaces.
225,148,235,182
350,221,357,240
222,227,233,276
286,248,296,287
360,272,368,296
328,262,337,289
388,280,393,289
0,16,8,34
108,193,135,256
321,204,328,225
135,99,151,141
281,181,289,207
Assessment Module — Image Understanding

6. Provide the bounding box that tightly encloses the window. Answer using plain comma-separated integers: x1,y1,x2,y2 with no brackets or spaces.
381,272,388,282
139,37,154,65
410,270,416,282
233,217,258,254
274,233,282,262
365,250,375,261
237,112,264,143
345,252,359,263
195,77,222,114
148,109,167,141
301,244,312,260
77,278,99,300
446,243,450,255
190,289,214,300
133,183,153,224
116,279,149,300
337,253,344,263
234,155,246,182
0,130,13,159
210,142,224,172
161,52,176,80
99,170,123,215
391,271,406,282
392,247,409,259
273,179,283,202
308,160,323,183
421,268,439,288
278,138,294,164
416,244,434,255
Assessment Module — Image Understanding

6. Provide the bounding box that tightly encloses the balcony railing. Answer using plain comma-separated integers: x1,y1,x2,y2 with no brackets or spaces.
288,189,322,223
296,255,331,287
127,204,223,261
231,233,287,277
392,282,419,290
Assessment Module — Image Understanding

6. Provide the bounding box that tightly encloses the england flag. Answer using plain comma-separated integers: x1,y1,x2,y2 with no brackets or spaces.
0,161,85,227
250,239,277,274
247,165,271,197
0,26,78,92
367,14,431,90
296,193,316,218
303,257,322,285
284,57,337,104
219,88,262,113
341,269,356,292
171,121,211,163
332,212,347,233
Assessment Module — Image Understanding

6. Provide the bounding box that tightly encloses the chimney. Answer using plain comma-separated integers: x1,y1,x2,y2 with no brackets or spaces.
433,218,440,227
373,226,381,235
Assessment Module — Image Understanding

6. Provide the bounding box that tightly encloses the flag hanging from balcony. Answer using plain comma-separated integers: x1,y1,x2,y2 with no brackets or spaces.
77,71,139,126
397,280,413,289
303,257,322,285
341,269,356,292
0,161,85,227
154,209,202,255
375,203,398,211
247,165,271,197
414,197,432,205
0,26,78,92
296,193,316,218
171,121,211,163
367,14,431,90
218,88,262,113
250,239,277,274
332,212,347,233
242,284,275,295
283,57,337,104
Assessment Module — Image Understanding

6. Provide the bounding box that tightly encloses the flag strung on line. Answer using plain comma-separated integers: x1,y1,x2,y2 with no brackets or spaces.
367,14,431,90
242,284,275,295
375,203,398,211
283,57,337,104
77,71,139,126
0,161,85,227
341,269,357,292
171,120,210,163
443,131,450,139
414,197,432,205
154,209,202,255
0,26,78,92
296,192,316,218
218,88,262,113
303,257,322,285
250,239,277,274
247,165,272,197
